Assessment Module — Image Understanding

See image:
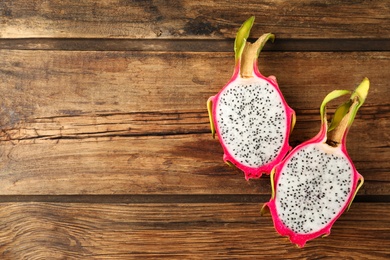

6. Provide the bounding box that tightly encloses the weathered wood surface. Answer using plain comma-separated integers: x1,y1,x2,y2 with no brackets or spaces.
1,0,390,39
0,202,388,259
0,0,389,258
0,50,388,195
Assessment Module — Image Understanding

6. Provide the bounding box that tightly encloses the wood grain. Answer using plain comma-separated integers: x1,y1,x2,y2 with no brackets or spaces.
0,50,388,195
0,202,389,259
1,1,390,256
0,50,388,119
1,0,389,39
0,134,388,196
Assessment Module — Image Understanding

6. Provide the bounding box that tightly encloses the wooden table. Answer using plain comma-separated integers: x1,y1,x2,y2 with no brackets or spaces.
0,1,389,258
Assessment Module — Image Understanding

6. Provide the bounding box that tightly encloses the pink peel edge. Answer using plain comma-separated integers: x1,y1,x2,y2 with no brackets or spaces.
210,62,295,180
264,121,362,247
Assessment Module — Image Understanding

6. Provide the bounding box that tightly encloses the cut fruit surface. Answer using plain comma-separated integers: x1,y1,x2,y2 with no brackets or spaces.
263,78,369,247
207,16,295,180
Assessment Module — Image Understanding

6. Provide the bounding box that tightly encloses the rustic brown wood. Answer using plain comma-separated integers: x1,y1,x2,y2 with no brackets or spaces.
0,50,388,119
0,0,389,257
0,134,387,196
1,0,390,39
0,50,388,195
0,202,389,259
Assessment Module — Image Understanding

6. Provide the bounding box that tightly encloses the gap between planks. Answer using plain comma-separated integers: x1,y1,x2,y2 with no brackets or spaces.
0,38,390,52
0,194,388,204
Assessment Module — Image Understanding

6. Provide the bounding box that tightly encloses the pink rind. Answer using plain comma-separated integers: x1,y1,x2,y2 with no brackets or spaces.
210,62,295,180
264,126,362,247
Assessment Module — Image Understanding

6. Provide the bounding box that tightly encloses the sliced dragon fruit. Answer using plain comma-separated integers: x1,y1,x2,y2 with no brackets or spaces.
207,17,295,180
263,78,369,247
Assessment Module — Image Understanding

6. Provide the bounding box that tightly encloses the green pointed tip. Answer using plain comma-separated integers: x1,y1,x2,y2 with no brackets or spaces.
320,90,351,124
207,98,216,138
255,33,275,58
234,16,255,61
347,175,364,211
351,77,370,104
260,203,270,216
225,160,234,167
290,111,296,134
329,100,352,131
269,34,275,43
270,168,276,199
347,77,370,127
325,78,370,141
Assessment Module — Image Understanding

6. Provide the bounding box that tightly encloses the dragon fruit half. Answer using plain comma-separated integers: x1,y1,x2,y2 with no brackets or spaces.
263,78,369,247
207,17,295,180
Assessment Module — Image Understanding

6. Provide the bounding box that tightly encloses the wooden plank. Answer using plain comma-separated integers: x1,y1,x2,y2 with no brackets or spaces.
1,0,390,39
0,134,388,196
1,1,388,258
0,50,388,121
0,50,388,195
0,202,389,259
0,134,266,195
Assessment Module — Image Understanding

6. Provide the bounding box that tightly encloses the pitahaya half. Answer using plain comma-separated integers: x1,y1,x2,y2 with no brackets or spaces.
262,78,369,247
207,16,295,180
